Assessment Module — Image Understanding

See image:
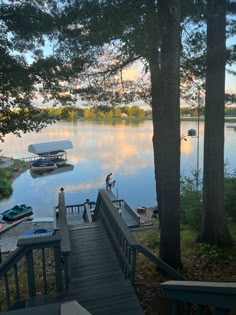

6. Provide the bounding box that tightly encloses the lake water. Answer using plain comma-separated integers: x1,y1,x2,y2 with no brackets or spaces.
1,120,236,219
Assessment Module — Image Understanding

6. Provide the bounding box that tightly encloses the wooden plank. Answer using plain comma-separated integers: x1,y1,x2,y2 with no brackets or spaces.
71,263,122,277
66,223,144,315
21,221,143,315
70,272,124,289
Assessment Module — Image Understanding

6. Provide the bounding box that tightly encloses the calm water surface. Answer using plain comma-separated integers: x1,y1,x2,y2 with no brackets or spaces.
1,120,236,219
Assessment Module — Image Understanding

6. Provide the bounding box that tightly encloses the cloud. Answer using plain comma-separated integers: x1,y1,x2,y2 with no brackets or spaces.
226,88,236,95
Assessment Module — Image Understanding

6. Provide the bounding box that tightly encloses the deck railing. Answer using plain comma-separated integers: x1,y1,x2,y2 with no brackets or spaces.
160,280,236,314
64,204,85,214
112,199,141,226
94,190,186,283
19,156,39,162
0,235,63,311
70,189,236,314
135,244,187,281
94,190,138,281
56,199,95,223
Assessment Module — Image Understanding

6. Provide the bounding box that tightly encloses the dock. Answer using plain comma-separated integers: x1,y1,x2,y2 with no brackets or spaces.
0,220,53,253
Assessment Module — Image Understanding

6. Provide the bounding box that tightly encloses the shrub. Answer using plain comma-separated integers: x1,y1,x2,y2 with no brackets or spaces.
0,160,28,199
225,175,236,221
180,171,202,230
0,170,12,198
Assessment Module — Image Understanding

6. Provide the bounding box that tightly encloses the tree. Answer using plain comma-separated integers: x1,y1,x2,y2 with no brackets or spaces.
153,0,181,268
53,0,182,268
0,2,58,141
3,0,235,262
0,1,88,141
199,0,233,246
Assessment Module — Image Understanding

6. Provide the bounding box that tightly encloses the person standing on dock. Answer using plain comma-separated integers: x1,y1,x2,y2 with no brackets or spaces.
105,172,112,190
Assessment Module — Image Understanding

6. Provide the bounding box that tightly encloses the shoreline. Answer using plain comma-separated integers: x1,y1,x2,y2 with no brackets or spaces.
0,157,31,200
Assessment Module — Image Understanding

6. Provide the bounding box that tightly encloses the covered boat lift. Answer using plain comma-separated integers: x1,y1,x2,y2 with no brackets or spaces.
28,140,73,155
28,140,73,171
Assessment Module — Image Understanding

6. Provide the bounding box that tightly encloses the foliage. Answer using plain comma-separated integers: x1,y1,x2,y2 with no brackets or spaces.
0,169,12,198
43,105,148,120
180,168,236,230
0,160,28,199
134,222,235,280
225,172,236,221
195,243,235,265
180,171,202,230
134,222,160,252
0,2,62,141
0,105,54,142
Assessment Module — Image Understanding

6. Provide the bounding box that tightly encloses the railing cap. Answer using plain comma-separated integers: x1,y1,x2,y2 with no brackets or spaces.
17,234,61,247
97,190,138,246
161,280,236,293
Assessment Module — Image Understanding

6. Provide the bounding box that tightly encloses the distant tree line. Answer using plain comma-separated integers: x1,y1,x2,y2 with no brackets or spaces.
43,105,150,120
42,105,236,120
181,106,236,117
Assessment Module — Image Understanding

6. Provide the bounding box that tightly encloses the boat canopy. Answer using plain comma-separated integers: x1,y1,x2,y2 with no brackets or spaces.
28,140,73,155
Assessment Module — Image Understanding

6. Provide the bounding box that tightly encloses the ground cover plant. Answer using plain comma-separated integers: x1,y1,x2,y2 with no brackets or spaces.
133,222,236,314
133,170,236,314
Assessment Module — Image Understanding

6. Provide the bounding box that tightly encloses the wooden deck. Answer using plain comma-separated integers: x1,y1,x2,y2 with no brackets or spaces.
0,220,53,253
66,222,144,315
0,190,144,314
19,222,144,315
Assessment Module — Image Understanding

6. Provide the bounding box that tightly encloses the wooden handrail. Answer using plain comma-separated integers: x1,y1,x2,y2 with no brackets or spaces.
0,235,63,311
160,280,236,314
135,244,187,280
94,190,138,281
96,190,138,246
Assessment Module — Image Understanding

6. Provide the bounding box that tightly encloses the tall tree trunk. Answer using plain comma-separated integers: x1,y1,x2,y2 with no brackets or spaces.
199,0,232,246
150,0,181,269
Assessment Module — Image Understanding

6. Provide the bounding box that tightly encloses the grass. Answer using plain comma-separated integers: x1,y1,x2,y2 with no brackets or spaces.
133,220,236,281
133,221,236,314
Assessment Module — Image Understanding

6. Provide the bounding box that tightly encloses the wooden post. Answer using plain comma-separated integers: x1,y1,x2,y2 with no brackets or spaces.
54,245,63,292
58,187,71,290
26,249,36,297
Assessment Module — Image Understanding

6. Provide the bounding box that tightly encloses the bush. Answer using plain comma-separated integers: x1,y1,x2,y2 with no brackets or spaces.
0,160,28,199
180,171,202,230
180,168,236,229
225,175,236,221
0,170,12,198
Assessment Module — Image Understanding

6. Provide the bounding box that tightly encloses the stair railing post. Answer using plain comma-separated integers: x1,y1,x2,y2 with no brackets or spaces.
54,244,63,292
58,187,71,290
26,249,36,297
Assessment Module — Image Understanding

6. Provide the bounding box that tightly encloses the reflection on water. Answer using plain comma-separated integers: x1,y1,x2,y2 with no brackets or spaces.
30,164,74,178
0,120,236,219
